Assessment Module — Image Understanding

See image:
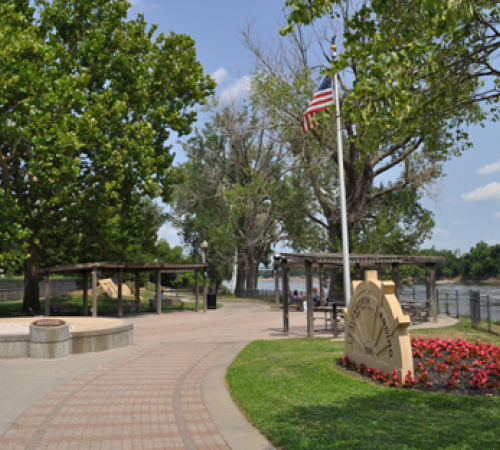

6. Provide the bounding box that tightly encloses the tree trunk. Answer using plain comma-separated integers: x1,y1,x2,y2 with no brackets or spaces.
22,239,40,313
246,261,258,290
236,252,246,290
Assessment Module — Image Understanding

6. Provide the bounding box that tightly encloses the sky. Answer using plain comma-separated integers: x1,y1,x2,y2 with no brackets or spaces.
127,0,500,256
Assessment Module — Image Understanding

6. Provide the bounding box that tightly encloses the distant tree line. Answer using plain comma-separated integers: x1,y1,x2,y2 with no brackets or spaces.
419,242,500,280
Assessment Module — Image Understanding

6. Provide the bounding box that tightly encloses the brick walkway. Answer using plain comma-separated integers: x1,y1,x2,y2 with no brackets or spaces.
0,300,455,450
0,302,293,450
2,343,233,450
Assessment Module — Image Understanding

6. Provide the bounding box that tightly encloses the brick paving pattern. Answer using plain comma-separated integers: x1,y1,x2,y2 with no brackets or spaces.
2,343,231,450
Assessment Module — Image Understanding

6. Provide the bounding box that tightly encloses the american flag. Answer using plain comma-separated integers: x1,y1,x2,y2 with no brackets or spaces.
301,76,334,133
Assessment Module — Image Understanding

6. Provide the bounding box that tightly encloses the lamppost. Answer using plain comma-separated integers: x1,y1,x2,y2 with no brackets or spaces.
202,240,208,264
202,241,208,312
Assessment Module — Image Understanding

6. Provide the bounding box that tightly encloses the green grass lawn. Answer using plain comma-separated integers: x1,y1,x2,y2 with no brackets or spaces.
0,288,222,317
227,320,500,450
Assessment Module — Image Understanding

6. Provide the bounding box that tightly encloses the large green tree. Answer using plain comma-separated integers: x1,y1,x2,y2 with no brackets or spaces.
0,0,214,311
171,103,291,290
244,22,462,252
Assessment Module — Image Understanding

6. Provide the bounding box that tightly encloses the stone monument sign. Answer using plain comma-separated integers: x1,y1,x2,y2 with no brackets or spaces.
344,270,413,377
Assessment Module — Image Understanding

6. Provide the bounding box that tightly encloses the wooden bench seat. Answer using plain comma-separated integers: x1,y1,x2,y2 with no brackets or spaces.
150,297,185,311
50,303,78,315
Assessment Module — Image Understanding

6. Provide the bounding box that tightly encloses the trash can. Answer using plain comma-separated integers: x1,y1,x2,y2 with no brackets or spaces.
207,293,217,309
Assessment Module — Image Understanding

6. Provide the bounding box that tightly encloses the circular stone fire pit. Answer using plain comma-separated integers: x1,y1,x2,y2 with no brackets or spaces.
30,319,70,359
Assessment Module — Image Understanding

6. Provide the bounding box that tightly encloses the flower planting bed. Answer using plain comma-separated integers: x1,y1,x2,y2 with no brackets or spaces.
339,337,500,396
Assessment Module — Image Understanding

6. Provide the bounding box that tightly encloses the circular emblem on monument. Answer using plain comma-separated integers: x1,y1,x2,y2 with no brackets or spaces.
344,270,413,377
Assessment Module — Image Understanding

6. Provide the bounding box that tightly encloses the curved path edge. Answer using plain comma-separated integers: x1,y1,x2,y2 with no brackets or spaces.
203,342,276,450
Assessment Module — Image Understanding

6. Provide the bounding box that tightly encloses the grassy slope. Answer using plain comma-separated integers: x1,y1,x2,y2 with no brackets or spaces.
0,288,224,317
227,320,500,450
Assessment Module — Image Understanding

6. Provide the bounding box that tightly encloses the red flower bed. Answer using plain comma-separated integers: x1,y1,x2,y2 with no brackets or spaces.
339,337,500,395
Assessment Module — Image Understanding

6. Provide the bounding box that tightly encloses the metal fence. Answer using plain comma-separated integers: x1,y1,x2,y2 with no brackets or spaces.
469,290,500,333
0,278,92,302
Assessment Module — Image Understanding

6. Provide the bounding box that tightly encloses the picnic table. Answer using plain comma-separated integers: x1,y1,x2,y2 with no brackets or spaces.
313,302,345,337
400,299,430,324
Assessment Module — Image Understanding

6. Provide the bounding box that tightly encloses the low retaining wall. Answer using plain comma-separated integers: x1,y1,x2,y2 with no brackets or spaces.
0,322,133,359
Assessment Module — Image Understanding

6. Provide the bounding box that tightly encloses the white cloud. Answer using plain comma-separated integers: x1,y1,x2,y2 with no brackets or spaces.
478,158,500,175
434,227,450,236
212,67,229,85
219,76,252,103
452,220,470,225
493,213,500,218
462,182,500,202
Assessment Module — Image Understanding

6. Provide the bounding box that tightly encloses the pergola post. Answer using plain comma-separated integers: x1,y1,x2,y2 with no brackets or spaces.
83,271,89,316
377,264,382,280
44,270,50,317
117,268,123,318
282,259,289,332
430,263,437,323
156,268,161,315
355,263,361,280
134,271,140,312
203,269,207,313
195,269,199,312
306,260,314,338
318,263,324,306
425,263,431,318
274,267,280,311
92,266,97,318
392,263,400,301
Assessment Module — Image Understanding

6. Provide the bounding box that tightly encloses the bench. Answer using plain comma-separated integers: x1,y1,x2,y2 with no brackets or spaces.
150,297,185,311
50,303,78,315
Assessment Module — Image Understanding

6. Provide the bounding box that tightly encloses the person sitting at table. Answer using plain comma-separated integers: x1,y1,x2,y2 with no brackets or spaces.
313,287,320,306
293,290,302,311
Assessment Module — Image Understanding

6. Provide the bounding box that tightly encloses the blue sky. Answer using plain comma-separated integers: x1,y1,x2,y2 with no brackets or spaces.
127,0,500,255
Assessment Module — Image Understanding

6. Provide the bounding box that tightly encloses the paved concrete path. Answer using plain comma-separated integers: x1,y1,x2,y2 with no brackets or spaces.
0,302,457,450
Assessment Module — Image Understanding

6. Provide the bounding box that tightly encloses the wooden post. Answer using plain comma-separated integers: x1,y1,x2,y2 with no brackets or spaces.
195,269,199,312
282,259,289,332
425,264,431,319
392,263,400,301
44,270,50,317
377,264,382,280
92,266,97,318
156,269,161,315
318,263,324,306
430,263,437,323
135,271,140,312
203,269,207,313
274,267,280,311
355,263,361,280
117,268,123,318
83,271,89,316
306,260,314,338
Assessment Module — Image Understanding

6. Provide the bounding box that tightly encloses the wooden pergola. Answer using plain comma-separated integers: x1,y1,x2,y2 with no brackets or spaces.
273,253,445,337
37,262,208,318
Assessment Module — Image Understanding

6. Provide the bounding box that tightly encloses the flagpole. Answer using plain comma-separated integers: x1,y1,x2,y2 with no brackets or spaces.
331,44,352,306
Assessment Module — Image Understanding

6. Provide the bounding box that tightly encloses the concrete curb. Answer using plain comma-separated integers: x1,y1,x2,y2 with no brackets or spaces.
203,342,276,450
